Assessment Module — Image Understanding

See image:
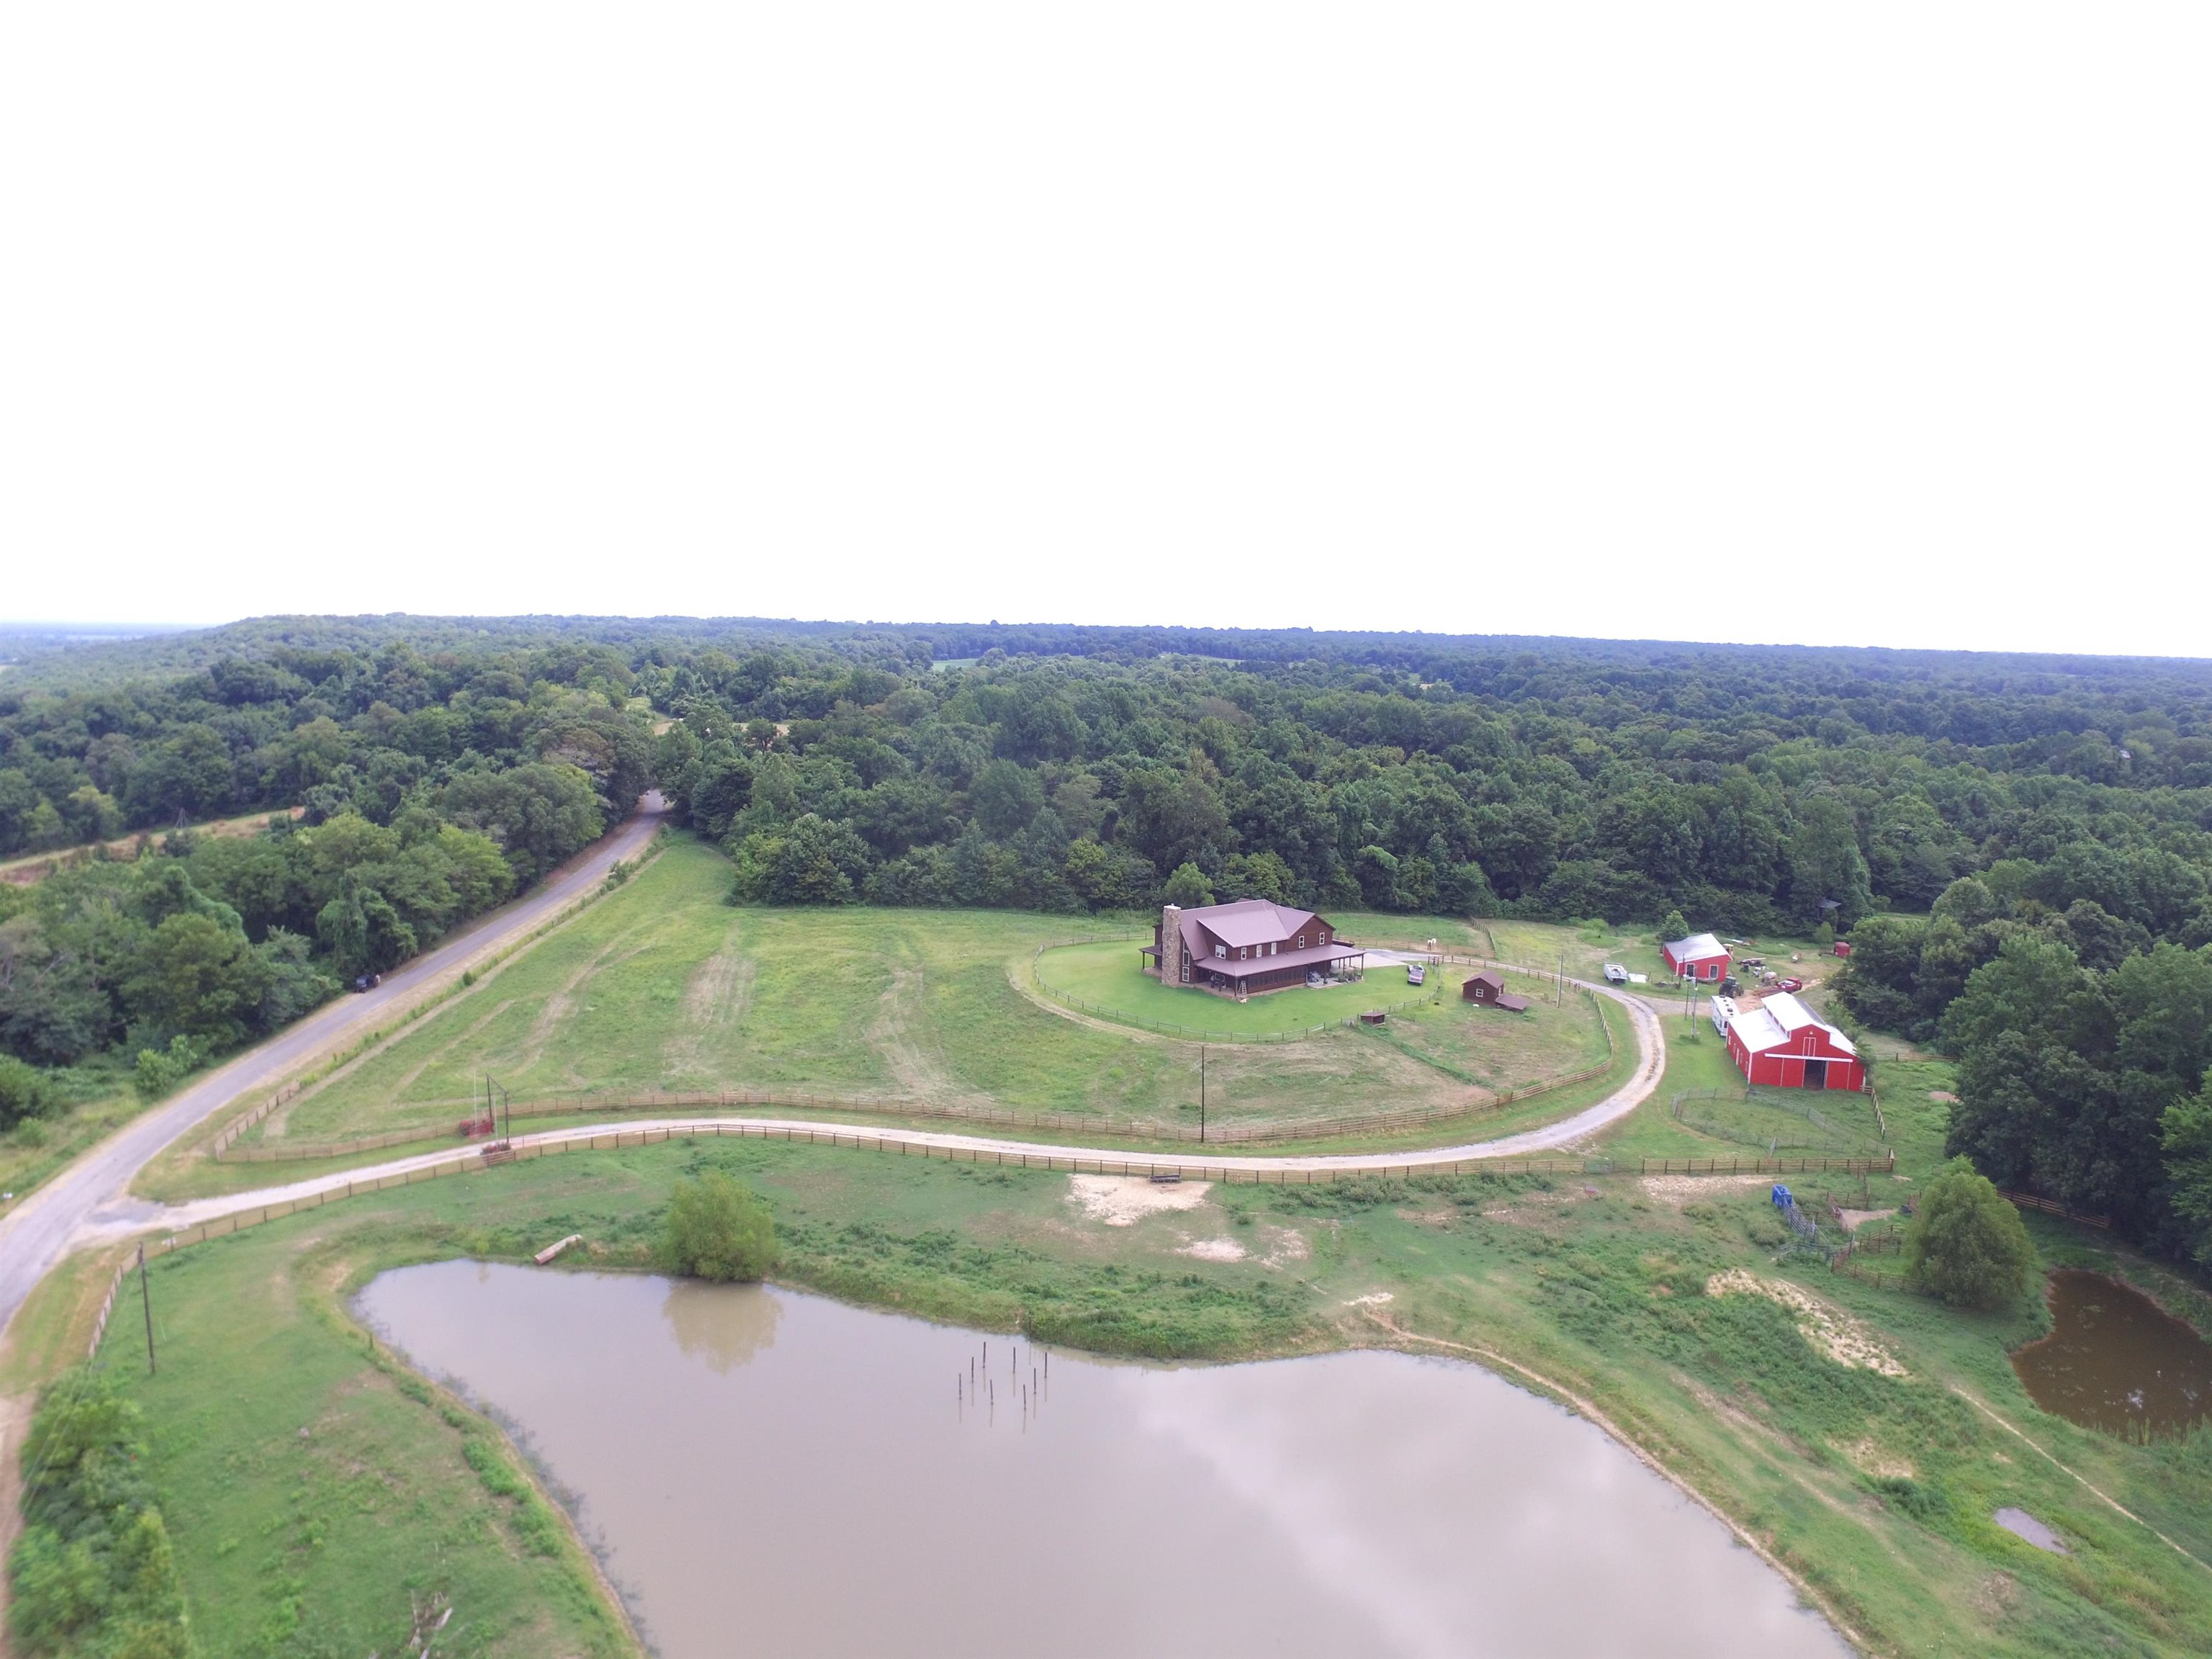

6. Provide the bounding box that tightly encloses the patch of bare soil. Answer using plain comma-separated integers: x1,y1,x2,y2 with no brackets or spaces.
1837,1208,1898,1232
1928,1090,1959,1104
1066,1174,1212,1226
1176,1236,1247,1262
1639,1172,1778,1208
1705,1269,1908,1377
870,966,990,1107
1840,1437,1915,1480
1262,1228,1310,1269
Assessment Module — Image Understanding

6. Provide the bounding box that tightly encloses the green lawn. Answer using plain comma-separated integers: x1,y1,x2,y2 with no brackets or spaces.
1034,939,1429,1036
246,841,1609,1156
84,1121,2212,1658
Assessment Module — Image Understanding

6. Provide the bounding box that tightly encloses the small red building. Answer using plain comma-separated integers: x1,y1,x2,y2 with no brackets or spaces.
1462,970,1531,1012
1660,931,1731,982
1723,993,1866,1091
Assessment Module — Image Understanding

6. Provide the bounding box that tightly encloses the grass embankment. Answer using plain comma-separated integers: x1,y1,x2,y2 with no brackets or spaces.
1,1081,146,1209
54,1128,2212,1658
237,842,1605,1156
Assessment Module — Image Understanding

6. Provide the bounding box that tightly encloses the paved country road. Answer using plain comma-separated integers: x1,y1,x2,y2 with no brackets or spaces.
0,795,669,1345
78,976,1669,1246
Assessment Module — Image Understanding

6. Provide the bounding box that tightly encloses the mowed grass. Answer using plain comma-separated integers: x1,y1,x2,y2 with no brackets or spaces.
263,840,1611,1148
90,1218,634,1657
1035,939,1428,1035
95,1128,2212,1658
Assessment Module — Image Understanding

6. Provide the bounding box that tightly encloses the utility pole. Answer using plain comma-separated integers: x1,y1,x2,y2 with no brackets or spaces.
138,1243,156,1376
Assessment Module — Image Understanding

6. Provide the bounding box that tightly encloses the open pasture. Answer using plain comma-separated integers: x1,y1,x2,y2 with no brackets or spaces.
256,840,1616,1150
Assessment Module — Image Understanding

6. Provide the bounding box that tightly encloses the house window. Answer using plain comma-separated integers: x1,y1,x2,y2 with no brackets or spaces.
1321,929,1330,943
1238,948,1247,960
1296,935,1306,948
1215,944,1226,958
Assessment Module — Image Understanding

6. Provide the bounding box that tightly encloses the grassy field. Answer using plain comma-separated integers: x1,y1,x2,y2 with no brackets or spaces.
1035,938,1432,1035
248,841,1611,1151
58,1120,2212,1658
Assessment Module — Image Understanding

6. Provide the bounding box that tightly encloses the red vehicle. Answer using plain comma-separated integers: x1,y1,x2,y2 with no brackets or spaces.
1776,976,1804,992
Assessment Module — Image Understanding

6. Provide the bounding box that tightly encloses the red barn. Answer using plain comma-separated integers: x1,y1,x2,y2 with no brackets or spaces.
1660,931,1731,982
1723,992,1866,1091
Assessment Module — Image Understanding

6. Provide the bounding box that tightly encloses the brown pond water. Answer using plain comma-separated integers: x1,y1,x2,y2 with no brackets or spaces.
356,1263,1847,1658
2011,1269,2212,1439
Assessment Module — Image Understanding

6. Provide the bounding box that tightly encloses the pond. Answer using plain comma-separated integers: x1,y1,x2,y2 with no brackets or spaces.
2010,1269,2212,1439
356,1263,1848,1658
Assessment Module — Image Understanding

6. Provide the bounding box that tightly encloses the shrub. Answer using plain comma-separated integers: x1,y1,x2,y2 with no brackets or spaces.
0,1055,57,1129
6,1368,190,1657
659,1172,776,1282
1905,1158,2036,1309
132,1035,207,1101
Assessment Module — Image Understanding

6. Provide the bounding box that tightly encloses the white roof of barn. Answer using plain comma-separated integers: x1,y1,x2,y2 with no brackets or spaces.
1665,932,1727,961
1726,992,1856,1058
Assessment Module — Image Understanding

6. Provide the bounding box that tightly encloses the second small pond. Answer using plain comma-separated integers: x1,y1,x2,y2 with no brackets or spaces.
2010,1269,2212,1439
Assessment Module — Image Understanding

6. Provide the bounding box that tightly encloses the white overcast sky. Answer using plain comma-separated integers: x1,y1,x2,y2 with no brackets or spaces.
2,5,2206,655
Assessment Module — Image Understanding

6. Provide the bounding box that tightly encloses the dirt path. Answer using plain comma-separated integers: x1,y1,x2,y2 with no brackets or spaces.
0,796,669,1346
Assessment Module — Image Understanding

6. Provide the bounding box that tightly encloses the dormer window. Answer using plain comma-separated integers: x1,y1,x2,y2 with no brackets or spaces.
1296,935,1306,948
1215,944,1226,958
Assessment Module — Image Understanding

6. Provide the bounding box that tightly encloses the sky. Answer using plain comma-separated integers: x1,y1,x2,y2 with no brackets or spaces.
2,5,2206,655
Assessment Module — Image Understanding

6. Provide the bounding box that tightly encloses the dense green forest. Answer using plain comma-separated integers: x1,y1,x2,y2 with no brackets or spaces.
6,615,2212,1269
0,632,652,1121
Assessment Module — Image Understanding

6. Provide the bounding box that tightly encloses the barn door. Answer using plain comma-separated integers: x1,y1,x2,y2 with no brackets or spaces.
1802,1059,1827,1089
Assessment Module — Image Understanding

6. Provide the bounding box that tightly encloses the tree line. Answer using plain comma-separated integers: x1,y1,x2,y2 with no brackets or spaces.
0,636,652,1122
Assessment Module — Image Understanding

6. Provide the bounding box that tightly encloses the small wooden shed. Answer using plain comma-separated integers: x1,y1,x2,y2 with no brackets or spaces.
1462,971,1532,1013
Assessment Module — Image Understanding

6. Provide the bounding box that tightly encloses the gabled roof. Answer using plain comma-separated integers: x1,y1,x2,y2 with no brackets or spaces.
1764,992,1857,1055
1184,899,1321,950
1725,992,1856,1058
1664,932,1728,961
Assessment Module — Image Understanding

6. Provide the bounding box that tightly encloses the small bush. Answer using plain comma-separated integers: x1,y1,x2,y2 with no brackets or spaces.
1905,1158,2036,1310
132,1035,207,1102
0,1055,58,1128
658,1172,777,1282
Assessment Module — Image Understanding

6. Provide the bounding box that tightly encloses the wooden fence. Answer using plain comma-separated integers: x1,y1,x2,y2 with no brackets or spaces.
1999,1190,2112,1229
153,1128,1907,1265
84,1254,136,1360
215,992,1625,1169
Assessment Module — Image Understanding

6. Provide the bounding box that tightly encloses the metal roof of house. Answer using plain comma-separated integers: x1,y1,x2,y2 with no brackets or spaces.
1188,899,1322,950
1664,932,1728,961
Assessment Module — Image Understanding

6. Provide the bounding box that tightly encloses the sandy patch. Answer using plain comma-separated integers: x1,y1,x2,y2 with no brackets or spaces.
1066,1174,1212,1226
1639,1172,1778,1208
1264,1228,1310,1268
1928,1090,1959,1104
1840,1437,1915,1480
1706,1269,1908,1377
1837,1208,1898,1233
1177,1238,1247,1262
1344,1292,1395,1307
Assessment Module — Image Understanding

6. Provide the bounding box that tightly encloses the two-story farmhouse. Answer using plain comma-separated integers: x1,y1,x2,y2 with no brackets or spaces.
1141,900,1364,996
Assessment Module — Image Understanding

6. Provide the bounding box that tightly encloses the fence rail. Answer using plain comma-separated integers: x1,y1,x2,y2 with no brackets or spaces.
1998,1190,2113,1229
